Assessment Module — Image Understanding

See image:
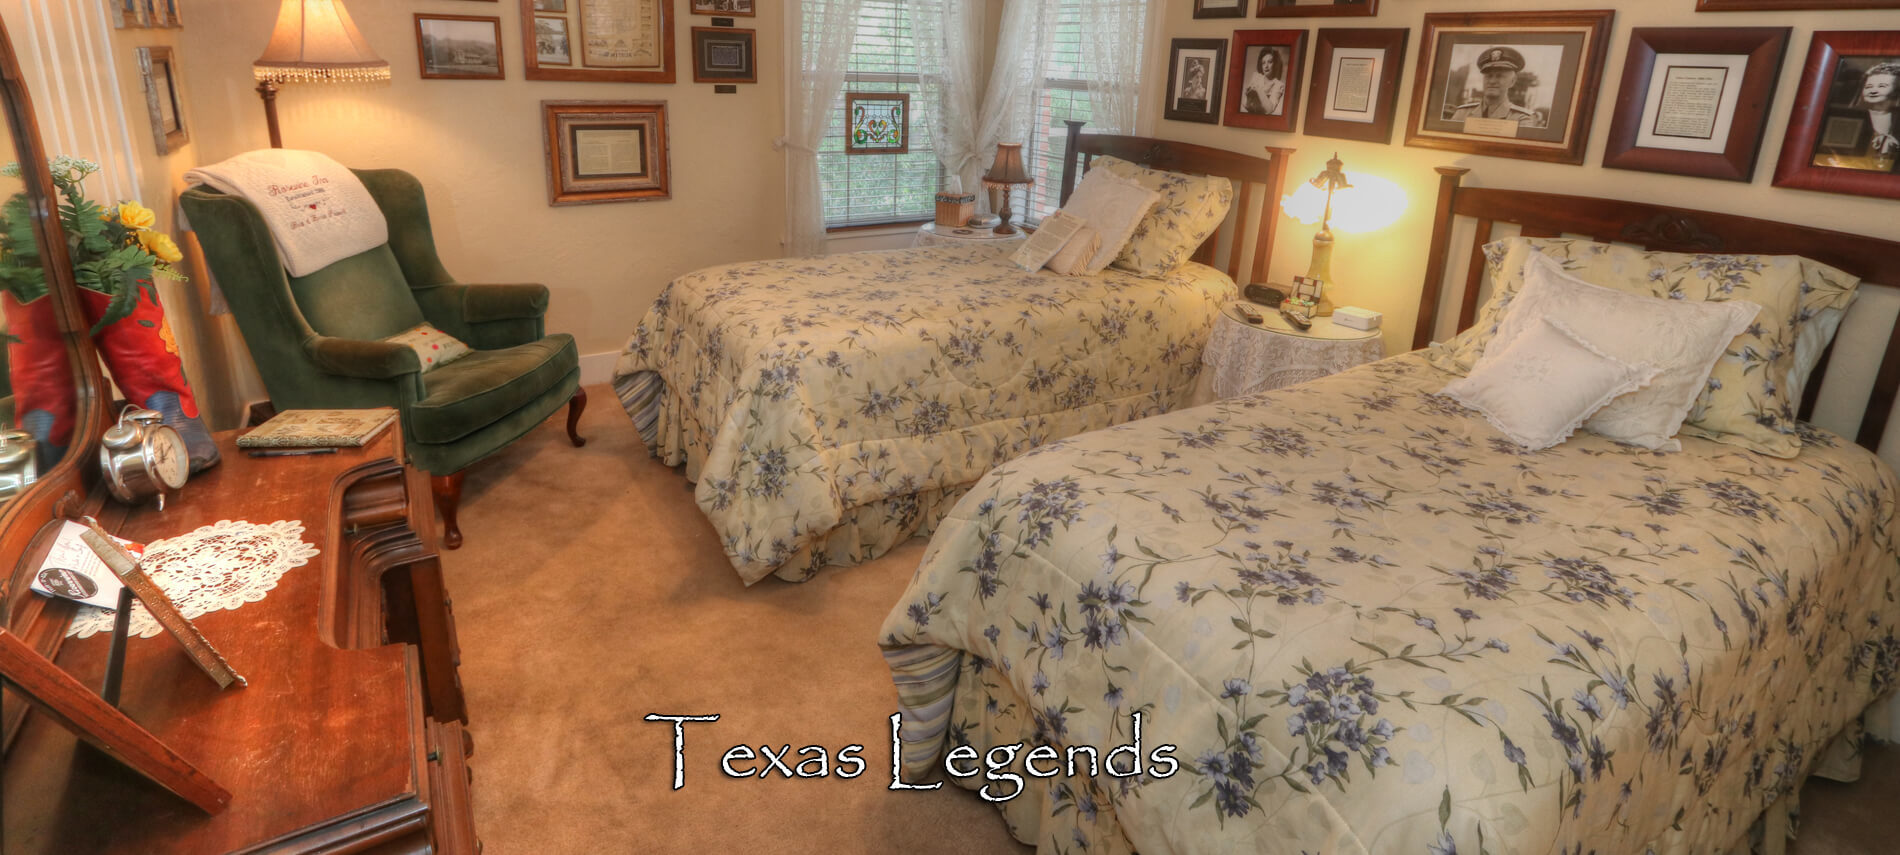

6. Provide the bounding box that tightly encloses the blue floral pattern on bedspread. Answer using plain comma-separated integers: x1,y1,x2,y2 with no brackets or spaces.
611,245,1236,583
880,352,1900,855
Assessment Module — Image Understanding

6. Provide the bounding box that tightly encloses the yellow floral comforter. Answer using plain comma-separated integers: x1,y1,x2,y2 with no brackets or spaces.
611,245,1236,583
881,352,1900,854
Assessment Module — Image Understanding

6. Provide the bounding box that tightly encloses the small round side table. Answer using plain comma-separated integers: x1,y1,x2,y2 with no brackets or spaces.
1192,301,1384,404
913,222,1027,248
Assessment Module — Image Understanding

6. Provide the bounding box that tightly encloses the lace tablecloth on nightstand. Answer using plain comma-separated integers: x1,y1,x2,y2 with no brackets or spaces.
1195,303,1385,403
67,519,320,639
912,222,1027,248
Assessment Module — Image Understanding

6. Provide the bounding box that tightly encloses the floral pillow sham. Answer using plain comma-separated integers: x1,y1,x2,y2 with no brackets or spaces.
1427,236,1859,457
1089,155,1233,278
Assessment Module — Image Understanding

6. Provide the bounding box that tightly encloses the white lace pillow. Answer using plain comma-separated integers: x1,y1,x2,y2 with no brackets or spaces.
1490,254,1760,450
1053,168,1160,274
1442,317,1659,451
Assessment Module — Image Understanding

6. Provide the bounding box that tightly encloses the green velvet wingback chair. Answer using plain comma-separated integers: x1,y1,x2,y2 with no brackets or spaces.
180,168,584,549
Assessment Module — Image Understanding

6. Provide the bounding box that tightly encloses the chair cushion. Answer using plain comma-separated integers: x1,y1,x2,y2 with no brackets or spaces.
408,333,578,445
287,244,428,341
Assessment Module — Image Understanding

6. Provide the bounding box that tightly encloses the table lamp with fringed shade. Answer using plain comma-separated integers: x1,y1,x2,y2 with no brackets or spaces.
1280,153,1406,317
982,143,1033,236
252,0,389,148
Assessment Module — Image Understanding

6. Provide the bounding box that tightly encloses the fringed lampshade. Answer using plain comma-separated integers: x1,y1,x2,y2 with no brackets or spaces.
982,143,1034,236
251,0,389,147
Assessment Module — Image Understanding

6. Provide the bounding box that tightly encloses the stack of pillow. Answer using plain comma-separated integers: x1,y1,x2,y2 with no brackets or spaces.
1435,237,1860,454
1033,155,1234,278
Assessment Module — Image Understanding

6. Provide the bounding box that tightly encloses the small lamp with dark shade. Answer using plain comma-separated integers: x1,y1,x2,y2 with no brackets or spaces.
252,0,390,148
982,143,1033,236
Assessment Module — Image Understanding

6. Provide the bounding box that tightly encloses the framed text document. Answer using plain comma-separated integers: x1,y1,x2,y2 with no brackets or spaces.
519,0,674,83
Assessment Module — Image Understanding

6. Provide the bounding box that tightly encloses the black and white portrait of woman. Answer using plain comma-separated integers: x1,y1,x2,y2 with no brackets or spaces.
1814,58,1900,173
1240,46,1289,117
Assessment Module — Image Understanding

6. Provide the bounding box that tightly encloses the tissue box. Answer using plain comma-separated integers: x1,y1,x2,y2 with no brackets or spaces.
935,192,976,227
1333,306,1382,330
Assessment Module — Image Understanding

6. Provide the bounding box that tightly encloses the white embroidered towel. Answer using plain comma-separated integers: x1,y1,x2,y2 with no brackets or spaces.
184,149,388,277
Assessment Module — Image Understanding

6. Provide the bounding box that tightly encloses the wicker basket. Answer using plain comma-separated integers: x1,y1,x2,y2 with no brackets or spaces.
935,192,976,228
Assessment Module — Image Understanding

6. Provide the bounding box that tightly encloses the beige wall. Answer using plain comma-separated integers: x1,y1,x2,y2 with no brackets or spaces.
173,0,788,368
1148,0,1900,364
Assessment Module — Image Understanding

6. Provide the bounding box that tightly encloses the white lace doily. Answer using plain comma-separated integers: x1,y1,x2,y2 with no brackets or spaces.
1201,305,1384,400
67,519,320,639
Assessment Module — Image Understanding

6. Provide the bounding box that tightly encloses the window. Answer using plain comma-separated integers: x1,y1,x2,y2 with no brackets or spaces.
1021,0,1149,224
815,0,942,229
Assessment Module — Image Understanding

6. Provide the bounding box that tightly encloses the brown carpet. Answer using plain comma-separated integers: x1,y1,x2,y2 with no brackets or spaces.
447,384,1899,854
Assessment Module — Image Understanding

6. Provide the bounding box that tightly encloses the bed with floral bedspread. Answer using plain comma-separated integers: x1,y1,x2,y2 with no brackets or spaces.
880,352,1900,855
612,244,1236,584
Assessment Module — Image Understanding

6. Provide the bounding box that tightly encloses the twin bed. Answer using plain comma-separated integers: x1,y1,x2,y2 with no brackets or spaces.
615,128,1900,854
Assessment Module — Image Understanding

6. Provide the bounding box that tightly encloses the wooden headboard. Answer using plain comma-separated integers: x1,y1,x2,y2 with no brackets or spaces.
1057,120,1293,286
1413,166,1900,452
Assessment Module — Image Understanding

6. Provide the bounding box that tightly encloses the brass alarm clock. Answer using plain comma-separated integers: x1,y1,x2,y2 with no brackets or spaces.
99,407,190,510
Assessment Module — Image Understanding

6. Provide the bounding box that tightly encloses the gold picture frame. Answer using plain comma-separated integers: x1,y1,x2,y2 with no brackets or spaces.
541,100,671,205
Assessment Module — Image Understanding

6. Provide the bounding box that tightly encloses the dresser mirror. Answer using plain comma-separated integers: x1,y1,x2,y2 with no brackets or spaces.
0,11,110,629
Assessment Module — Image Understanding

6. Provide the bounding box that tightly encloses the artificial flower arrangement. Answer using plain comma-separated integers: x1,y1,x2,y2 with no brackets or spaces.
0,155,185,332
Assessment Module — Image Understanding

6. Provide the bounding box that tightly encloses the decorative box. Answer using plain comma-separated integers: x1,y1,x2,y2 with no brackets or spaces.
1333,306,1382,330
935,192,976,228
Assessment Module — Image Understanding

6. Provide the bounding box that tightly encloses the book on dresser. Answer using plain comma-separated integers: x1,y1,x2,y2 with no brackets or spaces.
236,408,399,448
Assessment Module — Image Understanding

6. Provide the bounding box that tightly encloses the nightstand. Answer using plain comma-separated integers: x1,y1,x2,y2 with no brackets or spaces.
1191,301,1384,404
913,221,1027,248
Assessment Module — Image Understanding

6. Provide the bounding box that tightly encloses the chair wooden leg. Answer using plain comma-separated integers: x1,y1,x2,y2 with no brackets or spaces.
566,388,587,448
431,472,466,550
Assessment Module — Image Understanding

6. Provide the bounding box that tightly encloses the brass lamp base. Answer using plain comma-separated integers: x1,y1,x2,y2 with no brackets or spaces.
1306,230,1338,317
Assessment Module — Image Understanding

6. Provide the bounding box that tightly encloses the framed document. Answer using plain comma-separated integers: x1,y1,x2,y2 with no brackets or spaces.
1404,11,1615,165
691,26,756,84
542,100,671,205
1303,28,1408,144
518,0,674,83
1602,28,1789,182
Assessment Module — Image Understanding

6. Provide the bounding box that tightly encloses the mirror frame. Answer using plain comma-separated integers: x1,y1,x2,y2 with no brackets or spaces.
0,12,111,638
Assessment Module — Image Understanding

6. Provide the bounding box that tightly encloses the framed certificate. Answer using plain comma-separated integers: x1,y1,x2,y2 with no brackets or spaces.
542,100,671,205
1602,27,1789,182
519,0,674,83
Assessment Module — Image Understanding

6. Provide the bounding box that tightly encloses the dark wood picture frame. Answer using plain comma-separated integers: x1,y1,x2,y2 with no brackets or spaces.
414,14,504,81
1165,38,1228,125
690,0,756,16
1404,11,1615,166
1602,27,1789,182
1223,30,1306,132
1773,30,1900,200
1194,0,1249,19
843,92,911,155
542,100,670,205
1256,0,1379,18
136,45,187,155
1697,0,1900,9
691,26,756,83
519,0,675,84
1304,28,1408,144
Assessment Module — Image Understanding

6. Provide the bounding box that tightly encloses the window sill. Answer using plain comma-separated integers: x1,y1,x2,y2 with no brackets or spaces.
826,218,930,236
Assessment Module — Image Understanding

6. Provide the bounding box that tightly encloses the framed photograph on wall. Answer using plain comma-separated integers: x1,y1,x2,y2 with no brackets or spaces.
1256,0,1379,18
415,14,505,80
691,27,755,83
1194,0,1248,19
1303,28,1408,144
1602,27,1789,182
534,16,572,66
542,100,670,205
1696,1,1900,10
844,92,910,155
691,0,755,16
136,46,186,155
518,0,675,83
1223,30,1306,132
107,0,147,29
1773,30,1900,200
1404,11,1615,165
1166,38,1227,124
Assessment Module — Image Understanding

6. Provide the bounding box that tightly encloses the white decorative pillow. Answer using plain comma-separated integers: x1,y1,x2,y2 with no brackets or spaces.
1090,155,1233,278
1442,317,1660,451
1051,169,1159,274
383,322,472,373
1045,226,1103,275
1489,253,1760,450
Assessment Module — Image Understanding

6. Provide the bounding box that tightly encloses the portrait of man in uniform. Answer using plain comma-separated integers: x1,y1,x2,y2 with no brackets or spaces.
1448,47,1546,128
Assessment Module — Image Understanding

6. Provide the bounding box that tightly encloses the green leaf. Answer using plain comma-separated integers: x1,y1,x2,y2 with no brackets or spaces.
1438,786,1451,827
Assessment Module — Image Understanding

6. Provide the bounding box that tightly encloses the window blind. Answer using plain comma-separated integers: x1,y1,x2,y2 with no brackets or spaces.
815,0,941,228
1023,0,1148,224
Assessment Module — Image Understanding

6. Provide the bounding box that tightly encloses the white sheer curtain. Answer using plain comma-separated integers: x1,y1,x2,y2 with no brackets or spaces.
904,0,986,204
1078,0,1148,135
781,0,864,257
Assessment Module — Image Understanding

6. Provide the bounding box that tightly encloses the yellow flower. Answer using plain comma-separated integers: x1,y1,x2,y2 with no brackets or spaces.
138,230,182,264
116,201,155,230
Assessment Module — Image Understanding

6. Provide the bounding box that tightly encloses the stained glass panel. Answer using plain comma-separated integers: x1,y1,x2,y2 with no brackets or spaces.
844,92,910,155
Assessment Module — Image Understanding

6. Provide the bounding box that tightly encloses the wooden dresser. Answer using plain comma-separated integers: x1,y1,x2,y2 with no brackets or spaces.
1,429,475,854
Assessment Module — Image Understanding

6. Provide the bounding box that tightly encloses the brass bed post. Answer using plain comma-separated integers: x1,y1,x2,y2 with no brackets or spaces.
1413,167,1470,351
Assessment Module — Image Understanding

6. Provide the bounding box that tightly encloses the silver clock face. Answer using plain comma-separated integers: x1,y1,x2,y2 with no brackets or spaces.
147,426,189,490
